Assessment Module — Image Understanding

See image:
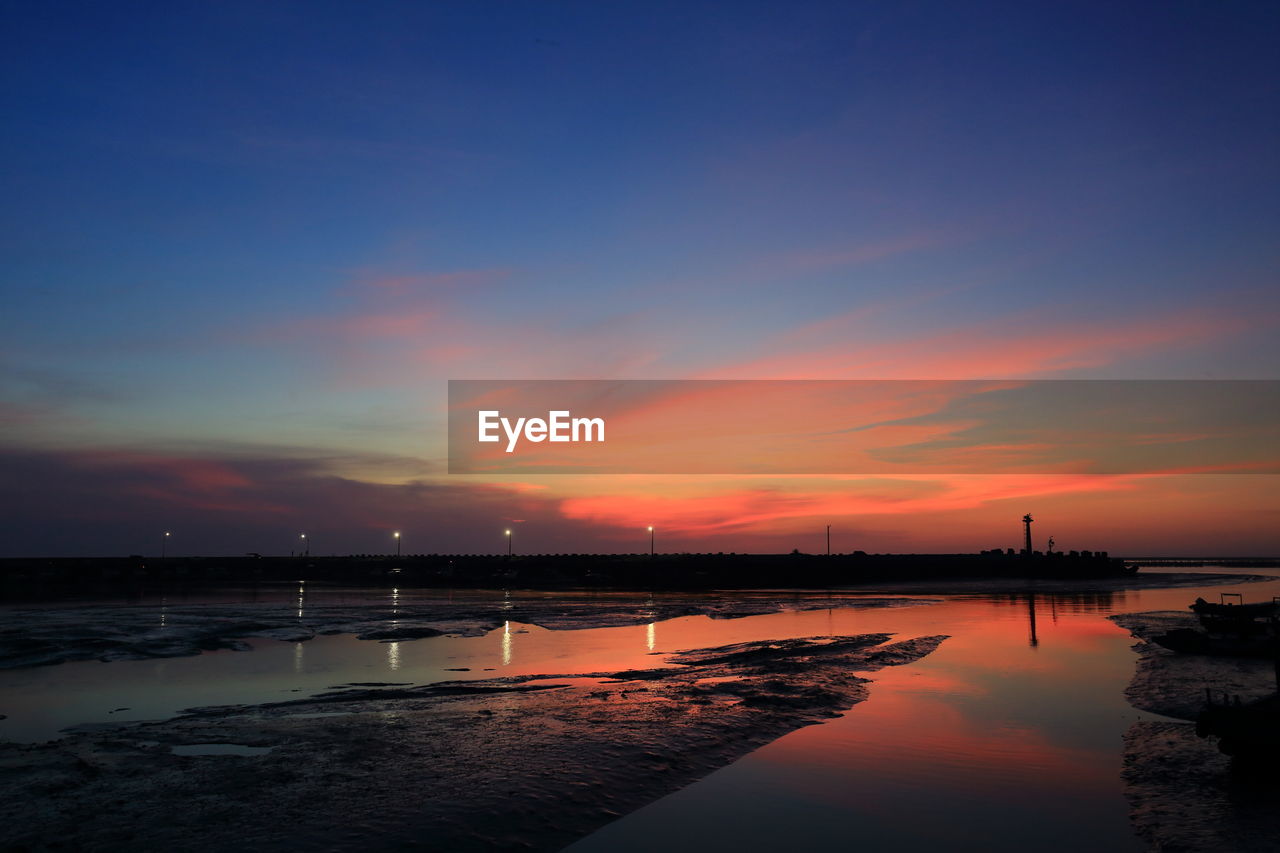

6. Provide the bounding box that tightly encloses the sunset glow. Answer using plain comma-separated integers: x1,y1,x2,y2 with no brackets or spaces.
1,3,1276,558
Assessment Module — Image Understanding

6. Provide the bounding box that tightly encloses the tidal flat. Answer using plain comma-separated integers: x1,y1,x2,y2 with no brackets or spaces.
3,571,1277,852
0,591,934,670
1111,609,1280,852
1,630,944,851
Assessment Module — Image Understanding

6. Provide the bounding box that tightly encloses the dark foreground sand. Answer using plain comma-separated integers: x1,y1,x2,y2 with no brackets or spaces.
0,632,946,851
1111,610,1280,852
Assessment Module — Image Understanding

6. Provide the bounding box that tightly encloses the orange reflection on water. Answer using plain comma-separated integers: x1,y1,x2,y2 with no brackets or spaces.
570,580,1280,853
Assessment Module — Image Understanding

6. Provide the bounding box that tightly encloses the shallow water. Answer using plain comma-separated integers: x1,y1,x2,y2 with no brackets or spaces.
569,568,1280,852
3,567,1278,851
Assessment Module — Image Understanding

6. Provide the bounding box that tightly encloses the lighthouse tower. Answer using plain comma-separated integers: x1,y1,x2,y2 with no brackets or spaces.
1022,513,1034,555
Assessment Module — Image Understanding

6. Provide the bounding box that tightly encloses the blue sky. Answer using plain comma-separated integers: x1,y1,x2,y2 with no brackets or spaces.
2,1,1277,555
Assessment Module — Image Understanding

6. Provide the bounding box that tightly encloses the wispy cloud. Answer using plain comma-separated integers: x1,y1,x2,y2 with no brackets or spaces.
699,304,1259,379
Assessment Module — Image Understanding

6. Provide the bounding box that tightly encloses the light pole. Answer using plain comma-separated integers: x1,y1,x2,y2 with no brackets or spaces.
648,525,654,557
826,525,830,556
505,529,512,558
394,531,401,557
163,531,170,559
300,533,308,557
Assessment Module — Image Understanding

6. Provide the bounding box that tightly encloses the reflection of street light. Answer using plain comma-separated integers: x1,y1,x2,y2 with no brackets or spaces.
300,533,308,557
505,529,512,558
393,531,401,557
163,531,170,559
648,525,654,557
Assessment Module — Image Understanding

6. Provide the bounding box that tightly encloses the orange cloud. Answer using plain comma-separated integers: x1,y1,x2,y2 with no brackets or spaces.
556,474,1138,536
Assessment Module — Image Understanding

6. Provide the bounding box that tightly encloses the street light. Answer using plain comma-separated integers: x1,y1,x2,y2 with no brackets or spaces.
393,531,401,558
648,525,654,557
505,529,512,558
163,531,170,559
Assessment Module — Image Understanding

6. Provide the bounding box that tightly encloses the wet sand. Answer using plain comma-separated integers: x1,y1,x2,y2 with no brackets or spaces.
0,632,945,852
0,593,934,670
1,572,1257,673
5,572,1270,851
1111,610,1280,852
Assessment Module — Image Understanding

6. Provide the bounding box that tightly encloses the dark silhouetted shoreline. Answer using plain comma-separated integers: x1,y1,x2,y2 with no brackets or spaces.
0,549,1159,596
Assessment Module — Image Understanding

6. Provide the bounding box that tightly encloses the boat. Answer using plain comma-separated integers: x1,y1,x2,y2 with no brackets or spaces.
1190,593,1280,618
1197,691,1280,769
1190,593,1280,625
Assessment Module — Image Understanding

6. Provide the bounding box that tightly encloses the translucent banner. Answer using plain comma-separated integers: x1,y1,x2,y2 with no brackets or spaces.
447,380,1280,475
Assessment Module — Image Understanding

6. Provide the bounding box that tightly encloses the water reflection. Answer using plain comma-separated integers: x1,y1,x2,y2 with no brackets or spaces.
1028,594,1038,647
5,569,1279,853
568,574,1280,853
966,590,1138,650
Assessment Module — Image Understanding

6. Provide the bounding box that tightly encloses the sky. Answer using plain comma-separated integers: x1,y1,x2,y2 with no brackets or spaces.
2,0,1278,557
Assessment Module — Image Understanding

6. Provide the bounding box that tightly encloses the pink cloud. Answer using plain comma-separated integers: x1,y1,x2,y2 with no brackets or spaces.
698,305,1255,380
